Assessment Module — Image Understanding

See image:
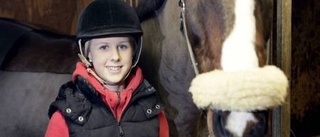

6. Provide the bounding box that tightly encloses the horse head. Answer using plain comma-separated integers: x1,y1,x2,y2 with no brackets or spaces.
180,0,288,136
180,0,272,72
138,0,288,136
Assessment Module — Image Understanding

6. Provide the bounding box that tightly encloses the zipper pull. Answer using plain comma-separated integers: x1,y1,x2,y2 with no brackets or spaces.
116,91,121,99
118,122,124,136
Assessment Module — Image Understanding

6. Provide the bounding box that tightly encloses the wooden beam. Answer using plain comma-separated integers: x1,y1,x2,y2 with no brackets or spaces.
272,0,292,136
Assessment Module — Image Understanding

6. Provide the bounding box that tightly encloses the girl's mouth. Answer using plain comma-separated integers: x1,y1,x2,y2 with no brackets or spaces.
107,66,122,72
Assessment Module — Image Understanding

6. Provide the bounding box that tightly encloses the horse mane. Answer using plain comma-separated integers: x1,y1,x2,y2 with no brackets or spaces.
0,18,78,74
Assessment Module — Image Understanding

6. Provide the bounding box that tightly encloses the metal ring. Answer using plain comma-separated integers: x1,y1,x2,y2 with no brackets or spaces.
78,116,84,122
146,109,152,114
66,108,72,114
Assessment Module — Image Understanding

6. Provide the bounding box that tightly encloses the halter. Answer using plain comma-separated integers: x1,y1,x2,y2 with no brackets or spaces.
179,0,200,75
179,0,208,118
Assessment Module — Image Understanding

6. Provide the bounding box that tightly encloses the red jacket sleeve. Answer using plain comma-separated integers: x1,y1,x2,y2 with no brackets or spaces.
45,111,69,137
158,110,169,137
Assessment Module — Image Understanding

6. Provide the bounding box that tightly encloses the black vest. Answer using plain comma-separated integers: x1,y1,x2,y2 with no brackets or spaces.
48,77,163,137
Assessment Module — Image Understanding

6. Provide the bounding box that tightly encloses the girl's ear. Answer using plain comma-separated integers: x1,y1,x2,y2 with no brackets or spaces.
85,41,93,63
84,40,91,57
88,52,92,62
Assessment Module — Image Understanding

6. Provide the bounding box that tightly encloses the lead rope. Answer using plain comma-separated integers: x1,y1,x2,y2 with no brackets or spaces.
179,0,208,120
179,0,199,75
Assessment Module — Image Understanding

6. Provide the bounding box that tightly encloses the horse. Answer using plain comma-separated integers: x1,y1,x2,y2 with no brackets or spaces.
0,17,78,137
136,0,288,137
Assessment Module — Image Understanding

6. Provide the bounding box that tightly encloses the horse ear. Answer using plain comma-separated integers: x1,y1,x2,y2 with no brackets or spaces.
135,0,166,22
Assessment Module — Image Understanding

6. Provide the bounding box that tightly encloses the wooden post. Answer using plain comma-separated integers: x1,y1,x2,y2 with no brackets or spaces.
272,0,291,136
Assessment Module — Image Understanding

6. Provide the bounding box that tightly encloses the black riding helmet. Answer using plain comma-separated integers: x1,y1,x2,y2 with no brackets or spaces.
77,0,143,67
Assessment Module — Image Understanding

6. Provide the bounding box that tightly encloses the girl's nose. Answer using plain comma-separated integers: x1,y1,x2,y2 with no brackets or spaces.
110,49,120,61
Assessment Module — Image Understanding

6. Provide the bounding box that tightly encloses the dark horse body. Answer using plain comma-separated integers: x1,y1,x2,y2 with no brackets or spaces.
0,18,77,136
0,0,280,136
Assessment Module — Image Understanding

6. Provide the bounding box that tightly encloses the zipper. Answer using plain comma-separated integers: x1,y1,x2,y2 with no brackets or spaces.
100,93,124,137
103,85,155,137
116,91,123,137
99,101,124,137
118,122,124,136
115,91,121,120
81,85,125,136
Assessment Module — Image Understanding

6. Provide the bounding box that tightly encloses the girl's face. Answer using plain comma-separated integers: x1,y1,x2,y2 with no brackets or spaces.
87,36,133,85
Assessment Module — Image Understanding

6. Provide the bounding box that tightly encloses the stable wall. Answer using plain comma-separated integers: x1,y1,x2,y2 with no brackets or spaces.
0,0,93,35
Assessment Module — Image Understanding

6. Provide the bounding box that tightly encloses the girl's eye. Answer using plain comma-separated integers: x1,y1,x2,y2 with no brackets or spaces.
118,44,129,50
99,45,109,50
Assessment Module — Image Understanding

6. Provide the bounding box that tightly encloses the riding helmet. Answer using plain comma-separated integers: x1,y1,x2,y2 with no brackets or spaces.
76,0,143,67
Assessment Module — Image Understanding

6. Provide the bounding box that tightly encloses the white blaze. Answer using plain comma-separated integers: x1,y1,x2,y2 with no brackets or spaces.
221,0,258,72
226,112,258,137
221,0,258,136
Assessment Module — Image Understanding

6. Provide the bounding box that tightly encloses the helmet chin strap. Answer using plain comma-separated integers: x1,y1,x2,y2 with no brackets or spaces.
77,39,134,88
78,40,107,85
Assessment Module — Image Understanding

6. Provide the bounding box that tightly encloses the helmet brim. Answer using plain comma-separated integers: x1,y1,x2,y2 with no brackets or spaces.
77,27,142,39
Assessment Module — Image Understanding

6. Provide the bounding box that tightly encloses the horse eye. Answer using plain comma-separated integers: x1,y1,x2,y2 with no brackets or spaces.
190,33,200,47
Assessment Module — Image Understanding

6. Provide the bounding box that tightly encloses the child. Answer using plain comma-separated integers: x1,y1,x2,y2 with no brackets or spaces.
45,0,169,136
